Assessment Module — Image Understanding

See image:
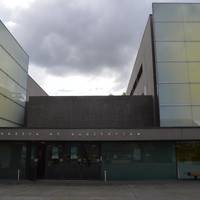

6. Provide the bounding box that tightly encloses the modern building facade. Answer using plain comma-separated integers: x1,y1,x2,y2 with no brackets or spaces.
1,3,200,181
126,3,200,179
0,20,29,127
127,3,200,127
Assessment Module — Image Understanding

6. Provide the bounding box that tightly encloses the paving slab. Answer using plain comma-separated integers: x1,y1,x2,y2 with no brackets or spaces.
0,180,199,200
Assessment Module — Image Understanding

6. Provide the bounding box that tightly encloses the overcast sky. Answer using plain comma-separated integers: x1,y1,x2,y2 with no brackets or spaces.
0,0,198,95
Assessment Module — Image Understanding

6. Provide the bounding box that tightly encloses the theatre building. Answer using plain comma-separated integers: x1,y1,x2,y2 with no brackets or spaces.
1,3,200,180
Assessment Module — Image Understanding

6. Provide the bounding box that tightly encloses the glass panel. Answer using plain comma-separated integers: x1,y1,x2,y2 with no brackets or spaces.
0,70,26,106
153,3,184,22
188,63,200,82
0,21,28,71
177,142,200,179
82,144,100,163
103,142,135,164
160,106,192,127
46,144,67,179
0,143,26,178
47,144,64,166
0,118,19,127
0,46,28,89
133,144,142,161
159,84,191,105
186,42,200,61
154,23,184,41
70,145,79,160
190,84,200,105
0,95,24,125
192,106,200,126
155,42,186,62
157,62,188,83
143,143,175,163
183,4,200,21
0,144,11,168
184,23,200,41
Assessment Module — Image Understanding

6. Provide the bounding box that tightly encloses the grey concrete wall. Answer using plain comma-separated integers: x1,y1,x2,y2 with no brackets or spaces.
126,15,159,126
26,75,48,100
126,16,155,97
26,96,154,128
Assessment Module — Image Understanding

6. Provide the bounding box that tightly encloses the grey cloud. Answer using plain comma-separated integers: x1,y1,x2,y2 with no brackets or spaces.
11,0,147,77
2,0,197,94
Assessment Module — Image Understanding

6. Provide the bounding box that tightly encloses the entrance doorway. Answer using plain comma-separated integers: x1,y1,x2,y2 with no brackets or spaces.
45,142,101,180
29,142,46,180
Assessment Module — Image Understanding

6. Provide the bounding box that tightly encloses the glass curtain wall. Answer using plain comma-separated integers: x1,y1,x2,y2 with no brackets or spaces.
176,142,200,179
0,21,28,127
153,3,200,126
0,142,27,179
102,142,176,180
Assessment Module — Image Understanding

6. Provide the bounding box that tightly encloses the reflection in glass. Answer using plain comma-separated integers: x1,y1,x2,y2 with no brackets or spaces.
0,95,24,125
0,143,27,178
190,84,200,105
154,23,184,41
70,145,78,160
0,47,28,89
157,62,188,83
159,84,191,105
52,146,59,159
186,42,200,61
0,70,26,106
183,4,200,21
188,63,200,82
184,23,200,41
155,42,186,62
192,106,200,126
177,142,200,179
0,118,20,127
160,106,192,127
153,4,200,22
153,3,184,22
153,3,200,127
0,21,29,71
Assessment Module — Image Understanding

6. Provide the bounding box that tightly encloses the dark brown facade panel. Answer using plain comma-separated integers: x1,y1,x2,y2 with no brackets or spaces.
26,96,154,129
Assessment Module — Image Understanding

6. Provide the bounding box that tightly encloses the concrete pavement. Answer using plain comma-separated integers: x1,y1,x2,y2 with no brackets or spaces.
0,180,199,200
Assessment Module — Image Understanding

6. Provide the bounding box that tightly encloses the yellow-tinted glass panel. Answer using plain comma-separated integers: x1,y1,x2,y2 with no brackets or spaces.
153,3,184,22
159,84,191,105
184,23,200,41
190,84,200,105
0,46,27,89
0,70,26,106
0,95,24,125
160,106,192,127
157,62,188,83
188,63,200,82
183,4,200,21
186,42,200,61
154,23,184,41
156,42,186,62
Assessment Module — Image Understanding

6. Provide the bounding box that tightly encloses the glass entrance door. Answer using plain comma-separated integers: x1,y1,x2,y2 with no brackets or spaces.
69,143,101,179
45,142,101,180
29,142,46,180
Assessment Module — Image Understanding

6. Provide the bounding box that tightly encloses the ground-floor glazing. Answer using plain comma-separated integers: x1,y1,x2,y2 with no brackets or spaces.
0,141,200,180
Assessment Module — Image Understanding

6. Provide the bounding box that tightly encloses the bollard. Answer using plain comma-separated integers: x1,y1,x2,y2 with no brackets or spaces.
104,170,107,183
17,169,20,183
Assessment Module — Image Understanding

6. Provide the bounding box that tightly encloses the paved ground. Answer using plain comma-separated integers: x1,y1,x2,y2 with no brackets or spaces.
0,180,199,200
